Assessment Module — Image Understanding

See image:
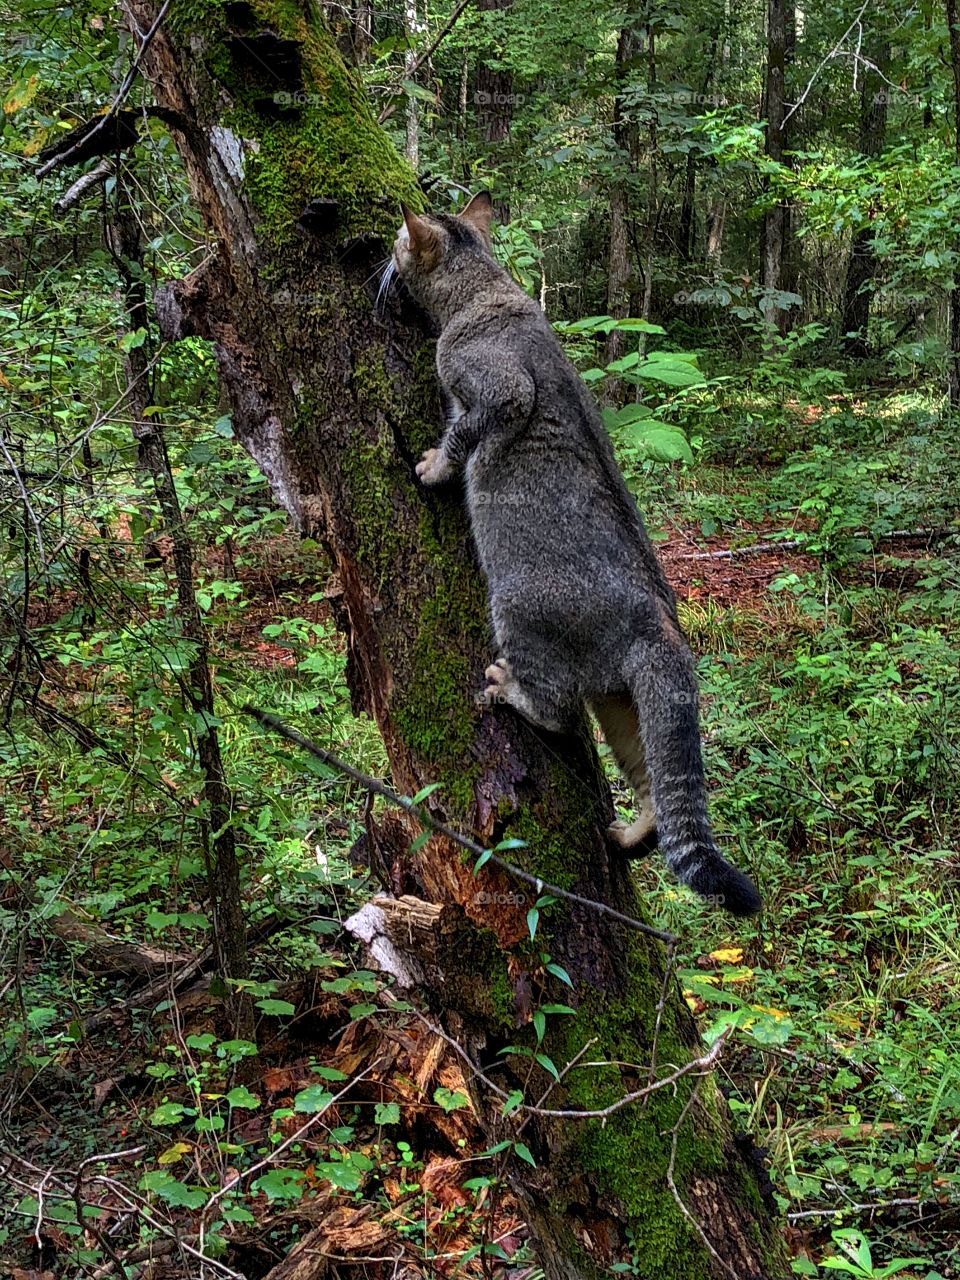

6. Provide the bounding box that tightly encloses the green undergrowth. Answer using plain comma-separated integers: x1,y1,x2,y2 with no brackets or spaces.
615,389,960,1277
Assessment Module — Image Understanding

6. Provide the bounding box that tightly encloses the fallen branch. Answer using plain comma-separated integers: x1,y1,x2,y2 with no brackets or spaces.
674,526,953,561
47,907,192,975
244,704,676,946
54,158,115,213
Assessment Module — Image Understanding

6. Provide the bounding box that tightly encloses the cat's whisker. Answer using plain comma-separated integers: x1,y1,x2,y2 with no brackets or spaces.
374,258,397,317
362,257,390,289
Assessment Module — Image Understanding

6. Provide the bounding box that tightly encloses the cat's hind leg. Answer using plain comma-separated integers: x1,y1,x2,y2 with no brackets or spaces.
591,693,658,854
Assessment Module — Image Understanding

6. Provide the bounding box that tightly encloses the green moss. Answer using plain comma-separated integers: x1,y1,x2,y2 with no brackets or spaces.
175,0,422,249
524,928,730,1276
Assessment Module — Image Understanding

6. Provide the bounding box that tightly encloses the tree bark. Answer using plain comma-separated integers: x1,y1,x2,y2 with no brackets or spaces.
840,44,888,356
474,0,513,220
117,2,789,1275
760,0,795,333
603,23,641,396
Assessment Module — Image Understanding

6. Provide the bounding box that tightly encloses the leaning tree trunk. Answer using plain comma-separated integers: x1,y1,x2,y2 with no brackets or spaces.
113,3,788,1276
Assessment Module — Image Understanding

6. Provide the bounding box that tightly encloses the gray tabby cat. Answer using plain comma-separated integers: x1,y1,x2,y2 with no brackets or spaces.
387,191,761,916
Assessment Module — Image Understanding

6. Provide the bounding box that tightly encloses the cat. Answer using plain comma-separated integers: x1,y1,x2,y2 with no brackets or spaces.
385,191,761,917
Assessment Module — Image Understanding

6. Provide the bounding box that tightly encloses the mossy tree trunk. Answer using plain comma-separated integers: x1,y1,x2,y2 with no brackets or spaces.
120,2,789,1275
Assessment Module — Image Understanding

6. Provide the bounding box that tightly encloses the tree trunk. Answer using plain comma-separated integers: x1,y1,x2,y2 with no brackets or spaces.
678,32,720,263
116,2,789,1275
474,0,513,220
840,44,888,356
947,0,960,407
603,23,641,396
760,0,795,333
403,0,422,168
106,184,250,1019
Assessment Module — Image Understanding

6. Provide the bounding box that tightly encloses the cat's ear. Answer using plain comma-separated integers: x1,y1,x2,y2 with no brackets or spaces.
401,204,438,255
459,191,494,241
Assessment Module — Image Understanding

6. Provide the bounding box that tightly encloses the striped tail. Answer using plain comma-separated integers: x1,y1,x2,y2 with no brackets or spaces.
609,638,761,917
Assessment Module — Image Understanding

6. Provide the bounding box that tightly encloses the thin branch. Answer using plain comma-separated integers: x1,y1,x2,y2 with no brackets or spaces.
202,1065,378,1212
54,158,116,213
666,1077,742,1280
378,0,477,125
786,1197,926,1223
243,705,676,945
36,0,173,178
674,527,951,561
783,0,871,126
401,997,729,1121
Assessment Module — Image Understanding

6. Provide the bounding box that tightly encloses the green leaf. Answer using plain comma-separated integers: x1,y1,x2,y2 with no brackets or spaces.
501,1090,524,1116
119,328,148,352
401,78,438,104
316,1160,363,1190
140,1170,207,1210
513,1141,536,1166
293,1085,335,1113
434,1086,470,1113
225,1086,260,1109
311,1065,349,1082
535,1053,560,1080
150,1101,189,1125
252,1169,306,1201
256,999,296,1016
374,1101,401,1125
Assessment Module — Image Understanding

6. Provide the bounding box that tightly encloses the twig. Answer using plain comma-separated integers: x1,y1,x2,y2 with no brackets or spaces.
203,1065,378,1212
786,1197,925,1223
783,0,871,126
378,0,476,125
54,158,116,213
243,705,676,945
36,0,173,177
645,939,677,1095
674,527,951,561
0,436,46,561
403,1000,728,1120
666,1077,741,1280
89,1175,246,1280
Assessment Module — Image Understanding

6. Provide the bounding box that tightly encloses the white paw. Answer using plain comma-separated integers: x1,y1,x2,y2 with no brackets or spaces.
415,448,453,486
480,657,512,707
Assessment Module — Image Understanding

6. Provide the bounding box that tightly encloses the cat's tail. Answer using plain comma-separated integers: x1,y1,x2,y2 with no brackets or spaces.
615,636,761,917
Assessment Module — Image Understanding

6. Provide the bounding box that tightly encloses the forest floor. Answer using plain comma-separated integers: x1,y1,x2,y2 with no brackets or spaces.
2,388,959,1279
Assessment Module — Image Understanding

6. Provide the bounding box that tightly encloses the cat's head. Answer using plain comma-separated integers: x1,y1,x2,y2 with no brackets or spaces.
390,192,495,318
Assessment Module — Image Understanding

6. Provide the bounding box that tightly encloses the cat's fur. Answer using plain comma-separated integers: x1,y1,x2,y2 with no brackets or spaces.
389,192,761,916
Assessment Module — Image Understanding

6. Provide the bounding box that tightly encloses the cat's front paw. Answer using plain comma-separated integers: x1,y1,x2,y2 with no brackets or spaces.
415,448,454,486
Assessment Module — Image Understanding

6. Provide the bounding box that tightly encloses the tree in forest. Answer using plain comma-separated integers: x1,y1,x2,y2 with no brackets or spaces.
37,1,789,1274
839,37,889,356
759,0,795,333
